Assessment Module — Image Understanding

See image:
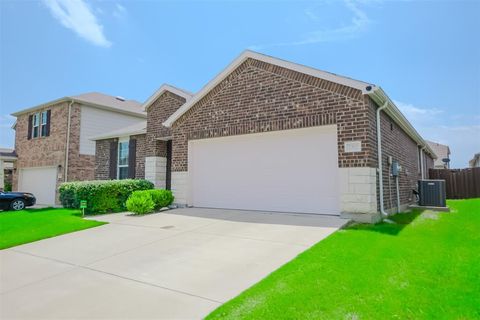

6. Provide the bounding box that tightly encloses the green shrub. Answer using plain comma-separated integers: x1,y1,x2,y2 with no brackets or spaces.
59,179,154,214
148,189,174,210
126,191,155,214
4,182,12,192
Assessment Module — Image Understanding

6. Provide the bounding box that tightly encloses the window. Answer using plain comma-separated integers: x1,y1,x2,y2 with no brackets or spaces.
40,111,48,137
29,110,50,139
117,140,129,179
32,113,39,138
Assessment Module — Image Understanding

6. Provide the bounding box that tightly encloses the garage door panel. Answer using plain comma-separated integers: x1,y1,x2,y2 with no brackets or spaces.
18,167,57,205
188,125,340,215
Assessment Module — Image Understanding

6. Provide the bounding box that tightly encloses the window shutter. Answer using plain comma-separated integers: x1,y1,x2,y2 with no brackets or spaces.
27,115,33,140
45,110,51,136
128,138,136,179
109,140,118,179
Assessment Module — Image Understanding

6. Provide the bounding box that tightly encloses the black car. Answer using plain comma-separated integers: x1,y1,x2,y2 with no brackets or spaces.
0,191,36,211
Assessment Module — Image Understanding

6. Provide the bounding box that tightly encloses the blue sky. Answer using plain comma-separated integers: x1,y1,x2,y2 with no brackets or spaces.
1,0,479,167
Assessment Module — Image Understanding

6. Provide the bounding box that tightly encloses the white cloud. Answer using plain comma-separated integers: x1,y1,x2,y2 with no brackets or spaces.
394,100,480,168
113,3,127,19
250,0,371,50
43,0,111,48
394,100,443,118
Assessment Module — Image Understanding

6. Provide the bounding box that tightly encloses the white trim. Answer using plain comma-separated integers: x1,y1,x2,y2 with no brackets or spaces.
40,110,48,137
367,87,436,158
32,112,40,138
163,50,373,127
155,136,173,141
90,129,146,141
143,84,193,111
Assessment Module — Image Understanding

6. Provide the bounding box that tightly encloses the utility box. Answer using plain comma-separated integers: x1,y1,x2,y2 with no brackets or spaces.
418,180,446,207
392,160,401,177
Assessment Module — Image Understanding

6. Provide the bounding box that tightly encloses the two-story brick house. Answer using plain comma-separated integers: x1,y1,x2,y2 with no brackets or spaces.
12,92,146,205
94,51,436,222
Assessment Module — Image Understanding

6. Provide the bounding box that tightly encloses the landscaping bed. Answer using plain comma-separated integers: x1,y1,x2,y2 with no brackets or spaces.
207,199,480,319
0,208,106,249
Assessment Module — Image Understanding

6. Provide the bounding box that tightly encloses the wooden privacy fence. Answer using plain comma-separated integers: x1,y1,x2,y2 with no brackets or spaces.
429,168,480,199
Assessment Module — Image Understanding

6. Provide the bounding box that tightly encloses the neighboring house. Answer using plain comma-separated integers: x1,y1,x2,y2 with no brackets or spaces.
0,148,16,191
469,153,480,168
95,51,435,222
426,140,451,169
92,85,192,188
11,93,146,205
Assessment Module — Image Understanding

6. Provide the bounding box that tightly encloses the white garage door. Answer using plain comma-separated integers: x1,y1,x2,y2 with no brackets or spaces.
18,167,57,205
188,125,340,215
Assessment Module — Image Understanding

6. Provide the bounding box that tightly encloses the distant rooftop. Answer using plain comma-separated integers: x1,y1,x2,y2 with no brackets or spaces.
72,92,144,115
11,92,145,118
426,140,450,158
0,148,16,159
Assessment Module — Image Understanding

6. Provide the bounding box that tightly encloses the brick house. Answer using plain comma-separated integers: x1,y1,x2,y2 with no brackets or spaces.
11,93,146,205
426,140,451,169
95,51,435,222
92,85,192,188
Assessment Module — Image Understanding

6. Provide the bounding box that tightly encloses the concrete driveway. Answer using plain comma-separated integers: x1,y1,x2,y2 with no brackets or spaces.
1,208,347,319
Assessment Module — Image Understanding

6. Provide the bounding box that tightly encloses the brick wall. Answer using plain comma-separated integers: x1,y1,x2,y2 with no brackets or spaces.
146,92,186,157
132,134,146,179
380,109,420,210
13,101,69,199
94,134,146,180
365,96,435,211
94,138,114,180
172,58,375,172
13,102,98,202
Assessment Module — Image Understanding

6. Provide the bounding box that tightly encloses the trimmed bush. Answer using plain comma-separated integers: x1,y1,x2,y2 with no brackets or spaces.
59,179,154,214
126,191,155,215
124,189,174,214
148,189,174,210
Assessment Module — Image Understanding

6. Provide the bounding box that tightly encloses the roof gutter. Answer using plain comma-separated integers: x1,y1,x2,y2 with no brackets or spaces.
366,86,436,158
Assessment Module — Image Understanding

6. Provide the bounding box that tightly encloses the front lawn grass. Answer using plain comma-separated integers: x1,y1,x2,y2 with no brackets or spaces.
207,199,480,319
0,208,106,249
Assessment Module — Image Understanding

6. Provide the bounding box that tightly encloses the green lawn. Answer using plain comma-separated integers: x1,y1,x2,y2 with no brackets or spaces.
207,199,480,319
0,208,106,250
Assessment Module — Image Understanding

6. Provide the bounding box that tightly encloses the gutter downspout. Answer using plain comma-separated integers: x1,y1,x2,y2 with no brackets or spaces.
376,101,389,217
420,147,425,179
64,100,74,182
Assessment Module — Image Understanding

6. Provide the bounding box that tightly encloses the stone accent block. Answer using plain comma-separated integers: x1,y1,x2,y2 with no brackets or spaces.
339,167,377,215
171,171,188,205
145,156,167,189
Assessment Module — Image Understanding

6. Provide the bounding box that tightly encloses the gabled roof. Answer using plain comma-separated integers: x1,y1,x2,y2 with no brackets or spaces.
143,84,193,111
163,49,436,158
90,121,147,141
163,50,374,127
11,92,146,118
